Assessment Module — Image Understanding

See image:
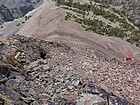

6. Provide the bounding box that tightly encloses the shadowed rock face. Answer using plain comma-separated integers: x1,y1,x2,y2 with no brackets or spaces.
0,0,43,25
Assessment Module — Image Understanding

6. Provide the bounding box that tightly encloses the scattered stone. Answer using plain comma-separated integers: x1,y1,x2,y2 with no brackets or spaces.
42,64,50,71
99,84,111,94
68,86,74,90
21,97,35,104
0,35,137,105
42,100,55,105
77,93,106,105
28,88,37,97
0,86,21,104
39,94,51,100
117,87,122,91
32,100,40,105
30,60,40,68
72,80,80,86
14,52,21,59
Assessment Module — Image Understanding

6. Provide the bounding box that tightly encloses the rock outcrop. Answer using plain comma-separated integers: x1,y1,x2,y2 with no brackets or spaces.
0,0,43,25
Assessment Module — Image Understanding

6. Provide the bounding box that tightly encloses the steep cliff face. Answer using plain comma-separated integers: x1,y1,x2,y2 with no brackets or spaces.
0,0,43,25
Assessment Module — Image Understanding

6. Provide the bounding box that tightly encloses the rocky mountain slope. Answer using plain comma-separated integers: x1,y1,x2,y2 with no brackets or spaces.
0,35,139,105
15,0,140,61
0,0,43,25
0,0,140,105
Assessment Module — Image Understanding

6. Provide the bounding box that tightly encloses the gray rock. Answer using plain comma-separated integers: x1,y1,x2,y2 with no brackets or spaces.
15,75,25,82
21,97,35,103
42,64,50,71
55,78,64,83
6,79,20,90
77,93,106,105
68,86,74,90
32,100,40,105
42,100,55,105
72,80,80,86
29,60,40,68
0,86,21,103
40,59,48,64
99,84,111,94
14,52,21,59
28,88,37,97
39,93,51,99
0,0,43,25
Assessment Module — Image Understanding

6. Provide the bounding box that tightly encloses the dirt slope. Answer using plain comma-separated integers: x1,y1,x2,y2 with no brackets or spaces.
15,0,140,62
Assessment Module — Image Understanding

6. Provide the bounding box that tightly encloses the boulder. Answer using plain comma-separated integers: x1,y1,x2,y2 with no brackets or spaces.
77,93,106,105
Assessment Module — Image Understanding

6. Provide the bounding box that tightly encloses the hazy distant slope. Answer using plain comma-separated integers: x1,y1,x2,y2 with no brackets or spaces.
90,0,140,27
0,0,43,25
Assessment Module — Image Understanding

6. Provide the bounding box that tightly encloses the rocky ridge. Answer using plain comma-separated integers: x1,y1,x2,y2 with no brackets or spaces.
0,35,139,105
0,0,43,25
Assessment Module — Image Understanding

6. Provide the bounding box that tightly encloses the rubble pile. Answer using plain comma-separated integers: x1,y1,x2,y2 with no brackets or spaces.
0,35,139,105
